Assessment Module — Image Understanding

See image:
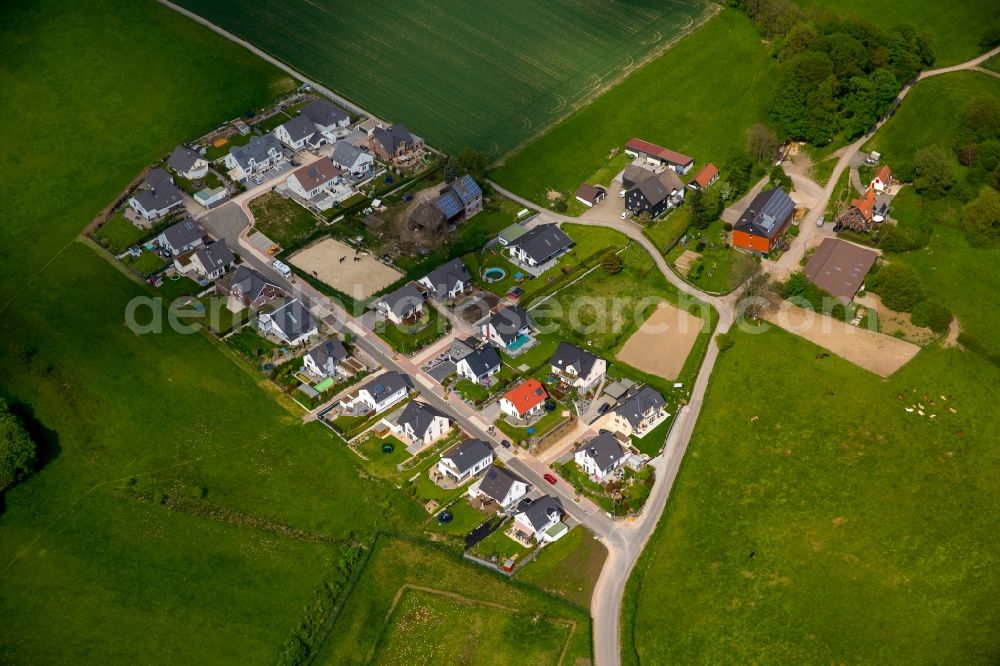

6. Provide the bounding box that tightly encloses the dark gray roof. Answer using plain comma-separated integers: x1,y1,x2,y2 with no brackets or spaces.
167,146,203,174
144,168,173,189
377,283,424,319
359,371,411,403
300,99,349,128
519,495,562,532
580,431,627,473
614,386,666,428
550,341,599,379
435,190,464,220
423,258,471,299
448,337,477,362
229,133,281,170
441,439,493,474
267,299,316,341
635,170,684,207
133,179,183,213
511,223,573,264
224,265,280,301
803,238,878,302
306,338,348,366
734,188,795,240
488,306,531,345
280,114,318,142
373,123,414,153
330,140,366,168
461,345,501,377
193,241,234,272
477,465,525,504
622,164,653,187
396,400,448,439
160,218,203,250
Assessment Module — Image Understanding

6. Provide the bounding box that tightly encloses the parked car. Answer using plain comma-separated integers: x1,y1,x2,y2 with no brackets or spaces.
620,211,629,220
271,260,292,279
597,403,611,415
816,215,825,227
618,189,626,198
543,473,557,485
501,440,511,449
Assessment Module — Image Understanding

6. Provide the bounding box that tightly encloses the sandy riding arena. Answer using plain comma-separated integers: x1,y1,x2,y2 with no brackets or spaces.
290,238,403,299
763,301,920,377
616,302,702,380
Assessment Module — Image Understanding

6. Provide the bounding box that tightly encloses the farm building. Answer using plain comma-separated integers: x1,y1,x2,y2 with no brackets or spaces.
803,238,878,302
731,188,795,254
575,183,606,207
621,164,654,189
624,170,685,219
688,163,719,190
624,138,694,174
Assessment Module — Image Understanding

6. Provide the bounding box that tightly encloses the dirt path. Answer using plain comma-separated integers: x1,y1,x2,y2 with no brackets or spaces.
943,317,962,348
763,301,921,377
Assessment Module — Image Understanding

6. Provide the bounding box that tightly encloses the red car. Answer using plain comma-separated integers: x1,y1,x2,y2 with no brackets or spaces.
543,473,557,485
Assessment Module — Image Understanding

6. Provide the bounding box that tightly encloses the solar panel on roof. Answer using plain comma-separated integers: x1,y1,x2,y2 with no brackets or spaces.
435,192,463,219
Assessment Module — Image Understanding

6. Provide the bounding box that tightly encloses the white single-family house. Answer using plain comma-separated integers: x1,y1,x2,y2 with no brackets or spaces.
330,140,374,178
455,345,501,383
508,223,574,267
174,240,235,280
275,114,325,151
129,168,184,221
607,385,669,439
371,283,425,325
349,371,411,413
500,379,547,420
513,495,567,543
224,133,285,182
482,306,532,350
167,145,209,180
437,439,493,483
286,159,342,200
257,298,318,347
157,218,204,256
549,342,606,391
418,258,472,301
468,465,529,511
389,401,451,447
303,338,349,378
574,431,630,482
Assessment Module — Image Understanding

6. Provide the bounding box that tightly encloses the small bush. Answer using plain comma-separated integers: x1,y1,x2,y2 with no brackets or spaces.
871,263,923,312
910,301,931,327
601,252,623,274
716,331,735,352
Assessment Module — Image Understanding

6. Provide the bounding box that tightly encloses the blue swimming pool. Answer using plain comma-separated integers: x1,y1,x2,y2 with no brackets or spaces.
507,333,531,352
483,267,506,282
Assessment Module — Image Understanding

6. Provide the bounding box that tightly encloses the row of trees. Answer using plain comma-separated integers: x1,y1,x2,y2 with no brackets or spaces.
730,0,935,144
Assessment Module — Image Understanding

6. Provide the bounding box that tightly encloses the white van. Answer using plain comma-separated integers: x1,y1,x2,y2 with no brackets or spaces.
272,260,292,279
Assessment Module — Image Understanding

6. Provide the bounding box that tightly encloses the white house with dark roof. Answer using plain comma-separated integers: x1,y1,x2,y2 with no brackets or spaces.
167,145,209,180
286,159,342,200
330,140,374,177
482,305,532,349
508,223,574,267
389,400,451,447
550,341,606,390
513,495,566,543
575,431,630,481
455,344,501,383
349,371,411,413
300,99,350,134
224,133,285,182
371,283,425,325
303,338,349,378
275,114,326,151
157,218,204,255
418,258,472,300
607,385,669,439
174,240,235,280
468,465,528,511
437,439,493,483
216,265,283,310
129,168,184,221
257,298,317,347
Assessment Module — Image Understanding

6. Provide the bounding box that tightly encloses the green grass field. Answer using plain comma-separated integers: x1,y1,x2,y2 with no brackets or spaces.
0,1,431,662
794,0,998,66
249,191,318,247
492,9,776,205
174,0,708,156
315,535,591,665
623,328,1000,663
516,528,608,608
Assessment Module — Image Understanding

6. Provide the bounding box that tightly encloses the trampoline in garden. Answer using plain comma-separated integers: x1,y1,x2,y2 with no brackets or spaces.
314,377,335,392
437,511,453,524
381,442,395,454
261,363,275,371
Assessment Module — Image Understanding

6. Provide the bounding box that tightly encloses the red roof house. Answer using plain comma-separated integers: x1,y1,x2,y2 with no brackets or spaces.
688,163,719,190
500,379,548,420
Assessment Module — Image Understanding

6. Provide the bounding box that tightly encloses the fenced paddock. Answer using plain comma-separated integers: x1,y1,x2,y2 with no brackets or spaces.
289,237,402,299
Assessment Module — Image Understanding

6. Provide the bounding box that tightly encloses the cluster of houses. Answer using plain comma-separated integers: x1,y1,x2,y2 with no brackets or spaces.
835,165,893,233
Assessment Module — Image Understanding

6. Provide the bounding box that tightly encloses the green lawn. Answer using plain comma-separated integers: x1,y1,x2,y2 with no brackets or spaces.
122,248,166,276
492,9,777,205
156,273,204,300
516,527,608,608
429,498,488,537
175,295,240,334
316,536,589,665
175,0,708,156
794,0,999,66
452,378,491,405
378,306,449,355
0,2,434,662
469,527,533,563
496,401,567,445
863,72,1000,168
356,434,409,479
644,207,690,254
668,219,758,294
623,328,1000,664
91,211,149,254
248,191,318,247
